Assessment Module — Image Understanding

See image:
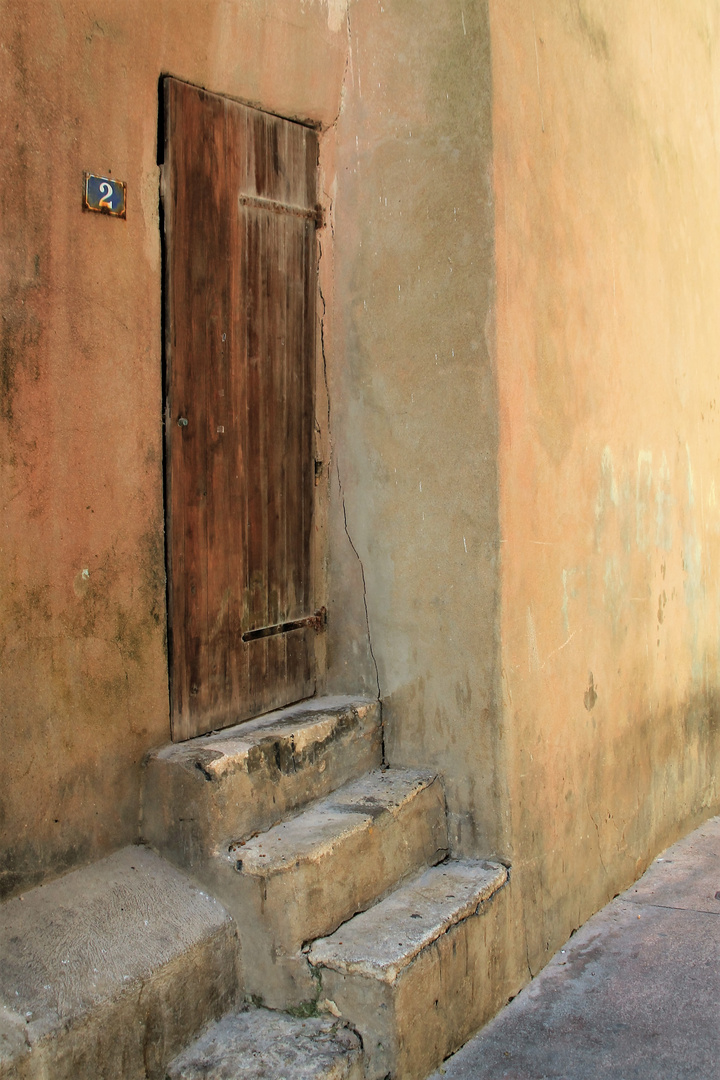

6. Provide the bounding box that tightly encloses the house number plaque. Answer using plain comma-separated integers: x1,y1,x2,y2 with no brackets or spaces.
83,173,126,218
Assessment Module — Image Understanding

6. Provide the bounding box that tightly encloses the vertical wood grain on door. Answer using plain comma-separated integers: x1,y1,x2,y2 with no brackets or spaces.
163,78,318,741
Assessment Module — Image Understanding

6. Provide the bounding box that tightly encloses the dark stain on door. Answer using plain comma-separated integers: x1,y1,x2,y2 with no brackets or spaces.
162,78,318,741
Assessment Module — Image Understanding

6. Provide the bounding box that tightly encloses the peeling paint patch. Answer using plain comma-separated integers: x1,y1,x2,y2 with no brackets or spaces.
315,0,347,34
603,555,625,635
73,569,90,599
595,446,619,523
683,533,703,610
636,450,653,551
683,531,703,680
655,452,673,552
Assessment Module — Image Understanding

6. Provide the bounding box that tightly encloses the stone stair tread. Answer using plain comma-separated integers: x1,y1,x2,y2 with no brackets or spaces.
166,1007,362,1080
309,859,508,983
228,768,448,1006
142,697,382,875
0,845,230,1029
0,846,238,1078
149,695,377,779
234,768,439,875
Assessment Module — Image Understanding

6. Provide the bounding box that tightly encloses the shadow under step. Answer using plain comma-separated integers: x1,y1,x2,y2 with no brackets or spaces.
226,767,449,1009
309,859,510,1080
0,847,239,1080
142,696,381,874
166,1007,363,1080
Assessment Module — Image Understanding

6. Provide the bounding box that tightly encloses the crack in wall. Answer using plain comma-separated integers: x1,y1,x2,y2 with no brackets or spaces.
326,4,353,132
524,928,534,980
317,234,381,727
315,10,382,725
586,797,608,877
318,238,332,434
337,459,381,705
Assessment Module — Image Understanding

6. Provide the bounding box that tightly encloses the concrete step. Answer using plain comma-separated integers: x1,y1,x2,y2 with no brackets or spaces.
0,846,239,1080
142,696,381,874
166,1007,363,1080
309,860,510,1080
226,767,449,1008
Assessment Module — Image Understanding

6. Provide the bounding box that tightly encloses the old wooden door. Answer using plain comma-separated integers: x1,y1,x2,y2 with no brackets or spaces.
162,78,319,742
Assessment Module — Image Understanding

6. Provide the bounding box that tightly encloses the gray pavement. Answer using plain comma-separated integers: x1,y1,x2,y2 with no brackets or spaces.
432,817,720,1080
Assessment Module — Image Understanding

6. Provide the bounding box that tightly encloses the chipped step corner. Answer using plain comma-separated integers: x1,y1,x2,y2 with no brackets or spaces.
142,696,383,873
220,768,449,1008
308,859,512,1080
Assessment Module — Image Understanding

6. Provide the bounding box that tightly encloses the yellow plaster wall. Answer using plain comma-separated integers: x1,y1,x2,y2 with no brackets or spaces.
492,0,720,970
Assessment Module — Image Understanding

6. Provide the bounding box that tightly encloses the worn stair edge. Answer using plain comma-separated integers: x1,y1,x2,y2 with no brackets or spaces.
234,767,447,877
166,1007,363,1080
308,860,512,1080
0,846,240,1080
220,768,448,1009
142,696,382,871
309,860,507,984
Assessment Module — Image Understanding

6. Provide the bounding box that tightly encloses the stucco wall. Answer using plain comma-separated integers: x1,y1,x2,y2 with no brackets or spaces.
327,0,505,855
492,0,720,972
0,0,347,898
5,0,720,1015
330,0,720,987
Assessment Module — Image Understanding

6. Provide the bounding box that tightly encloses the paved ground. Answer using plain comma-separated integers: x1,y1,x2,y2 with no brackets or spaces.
432,817,720,1080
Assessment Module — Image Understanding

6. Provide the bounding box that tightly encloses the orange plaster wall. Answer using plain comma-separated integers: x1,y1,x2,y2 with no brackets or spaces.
491,0,720,970
0,0,347,898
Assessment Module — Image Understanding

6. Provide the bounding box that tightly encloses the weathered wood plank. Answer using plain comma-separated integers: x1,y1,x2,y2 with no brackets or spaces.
164,80,317,741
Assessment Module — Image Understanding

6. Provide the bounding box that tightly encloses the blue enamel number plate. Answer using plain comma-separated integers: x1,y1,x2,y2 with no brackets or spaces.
83,173,126,218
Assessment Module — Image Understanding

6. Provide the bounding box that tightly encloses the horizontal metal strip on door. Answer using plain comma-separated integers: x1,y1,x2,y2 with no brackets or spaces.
242,608,327,643
239,192,322,226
